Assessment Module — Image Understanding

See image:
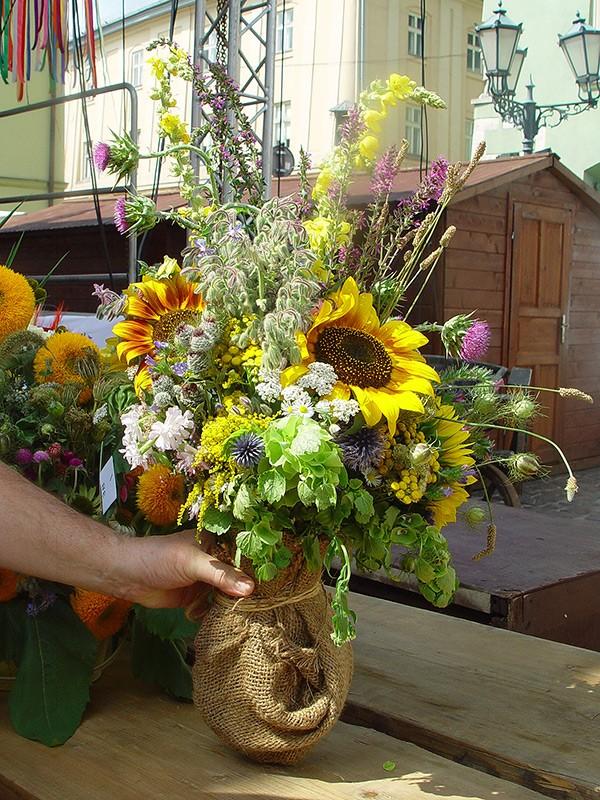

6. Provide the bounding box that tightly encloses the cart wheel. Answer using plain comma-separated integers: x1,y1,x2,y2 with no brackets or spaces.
474,464,521,508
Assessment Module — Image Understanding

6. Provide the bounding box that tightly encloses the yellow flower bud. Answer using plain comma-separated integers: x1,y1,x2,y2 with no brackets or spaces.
358,134,379,162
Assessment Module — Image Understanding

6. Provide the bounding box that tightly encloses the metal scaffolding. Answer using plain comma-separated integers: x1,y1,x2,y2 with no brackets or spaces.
191,0,277,199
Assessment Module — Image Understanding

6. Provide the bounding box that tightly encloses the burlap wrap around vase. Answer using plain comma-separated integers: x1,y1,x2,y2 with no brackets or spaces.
192,540,353,765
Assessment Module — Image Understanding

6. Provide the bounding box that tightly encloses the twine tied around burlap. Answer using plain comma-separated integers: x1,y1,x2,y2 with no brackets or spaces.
192,539,353,765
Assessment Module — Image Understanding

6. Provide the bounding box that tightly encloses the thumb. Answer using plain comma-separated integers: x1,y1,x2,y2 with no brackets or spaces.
189,548,255,598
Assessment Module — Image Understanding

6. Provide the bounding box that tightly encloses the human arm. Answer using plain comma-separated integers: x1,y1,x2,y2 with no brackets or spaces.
0,461,253,607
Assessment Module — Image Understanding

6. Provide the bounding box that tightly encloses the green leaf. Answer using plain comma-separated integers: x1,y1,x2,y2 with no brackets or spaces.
315,482,336,510
383,761,397,772
258,469,286,503
236,529,261,559
297,478,315,506
0,598,25,664
131,618,192,700
253,519,281,546
233,484,253,520
9,601,97,746
414,558,436,583
354,490,374,522
256,562,278,582
134,607,198,641
202,507,232,535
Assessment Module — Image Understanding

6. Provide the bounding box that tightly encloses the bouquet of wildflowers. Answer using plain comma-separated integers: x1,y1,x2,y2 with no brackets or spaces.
95,41,587,763
0,264,198,746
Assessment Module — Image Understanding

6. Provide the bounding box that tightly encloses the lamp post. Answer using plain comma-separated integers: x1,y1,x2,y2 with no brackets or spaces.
475,2,600,154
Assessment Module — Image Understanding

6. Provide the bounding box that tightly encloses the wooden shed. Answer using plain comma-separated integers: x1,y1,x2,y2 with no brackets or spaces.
436,153,600,469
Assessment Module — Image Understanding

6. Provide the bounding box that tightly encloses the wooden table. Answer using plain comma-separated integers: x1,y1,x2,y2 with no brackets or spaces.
2,593,599,799
351,502,600,649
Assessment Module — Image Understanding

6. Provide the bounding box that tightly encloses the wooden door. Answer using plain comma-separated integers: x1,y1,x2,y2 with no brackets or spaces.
508,203,573,463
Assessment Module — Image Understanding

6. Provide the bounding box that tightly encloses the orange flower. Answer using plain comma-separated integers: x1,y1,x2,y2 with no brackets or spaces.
112,275,204,365
0,568,20,602
33,331,100,389
70,589,132,640
137,464,185,526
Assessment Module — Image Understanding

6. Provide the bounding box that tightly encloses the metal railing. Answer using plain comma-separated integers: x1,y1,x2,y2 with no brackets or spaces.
0,82,138,283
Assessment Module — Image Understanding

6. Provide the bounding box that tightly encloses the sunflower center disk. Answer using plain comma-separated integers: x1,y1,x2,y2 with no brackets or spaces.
315,326,393,388
153,310,198,343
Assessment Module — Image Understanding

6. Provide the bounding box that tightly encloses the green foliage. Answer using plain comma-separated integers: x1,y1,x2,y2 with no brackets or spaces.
0,599,26,664
8,600,98,746
133,606,198,641
131,618,192,700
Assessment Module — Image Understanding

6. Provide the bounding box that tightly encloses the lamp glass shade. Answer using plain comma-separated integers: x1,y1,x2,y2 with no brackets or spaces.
507,47,527,93
559,15,600,87
476,4,522,75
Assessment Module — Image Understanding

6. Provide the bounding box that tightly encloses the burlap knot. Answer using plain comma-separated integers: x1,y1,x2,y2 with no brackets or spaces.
192,540,353,765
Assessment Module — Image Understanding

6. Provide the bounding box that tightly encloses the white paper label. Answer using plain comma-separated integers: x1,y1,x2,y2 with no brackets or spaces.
100,456,117,515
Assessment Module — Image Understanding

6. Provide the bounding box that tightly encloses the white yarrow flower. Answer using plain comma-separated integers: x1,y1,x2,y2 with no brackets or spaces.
297,362,338,396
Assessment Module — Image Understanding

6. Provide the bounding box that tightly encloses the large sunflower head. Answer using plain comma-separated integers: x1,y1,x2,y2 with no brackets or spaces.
112,274,204,365
0,264,36,344
70,589,132,640
283,277,438,434
33,331,101,390
137,464,185,526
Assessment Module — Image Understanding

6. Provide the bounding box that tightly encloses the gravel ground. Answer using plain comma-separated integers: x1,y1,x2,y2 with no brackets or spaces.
518,467,600,523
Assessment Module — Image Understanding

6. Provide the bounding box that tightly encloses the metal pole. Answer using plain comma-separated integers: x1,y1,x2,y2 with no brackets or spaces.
261,1,276,197
224,0,242,202
191,0,207,181
521,80,538,155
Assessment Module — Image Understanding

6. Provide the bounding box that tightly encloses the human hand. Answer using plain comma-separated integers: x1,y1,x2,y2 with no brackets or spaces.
118,530,254,611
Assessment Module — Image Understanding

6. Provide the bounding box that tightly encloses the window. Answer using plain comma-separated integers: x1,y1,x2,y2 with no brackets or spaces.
465,118,474,160
274,100,291,147
467,31,482,73
405,106,422,156
131,49,144,87
408,13,423,57
204,29,217,63
276,7,294,54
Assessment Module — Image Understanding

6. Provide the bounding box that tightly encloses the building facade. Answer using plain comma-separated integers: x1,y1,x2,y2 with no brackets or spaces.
472,0,600,185
63,0,484,196
0,70,65,214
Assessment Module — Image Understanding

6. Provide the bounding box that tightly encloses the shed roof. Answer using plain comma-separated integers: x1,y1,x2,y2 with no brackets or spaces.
2,152,599,233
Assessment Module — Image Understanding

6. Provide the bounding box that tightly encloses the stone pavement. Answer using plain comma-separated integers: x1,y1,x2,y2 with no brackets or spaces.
518,467,600,524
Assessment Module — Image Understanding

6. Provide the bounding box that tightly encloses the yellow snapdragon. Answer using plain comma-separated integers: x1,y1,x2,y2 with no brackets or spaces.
358,134,380,163
363,108,387,133
304,216,351,252
388,73,416,100
159,112,191,144
311,167,334,201
154,256,180,279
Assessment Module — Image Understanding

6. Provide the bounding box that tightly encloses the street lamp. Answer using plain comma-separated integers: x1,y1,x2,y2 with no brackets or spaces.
475,3,600,154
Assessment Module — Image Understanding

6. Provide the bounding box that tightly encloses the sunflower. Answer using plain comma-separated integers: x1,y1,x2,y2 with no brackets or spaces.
137,464,185,526
428,403,476,528
112,274,204,365
282,277,438,434
70,589,132,640
33,331,101,388
0,568,20,602
0,264,36,343
435,403,475,468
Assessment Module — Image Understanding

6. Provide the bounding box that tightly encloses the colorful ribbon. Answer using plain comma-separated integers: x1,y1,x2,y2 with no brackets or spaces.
0,0,96,99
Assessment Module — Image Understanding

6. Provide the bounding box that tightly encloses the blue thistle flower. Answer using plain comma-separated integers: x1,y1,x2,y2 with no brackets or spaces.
231,432,265,468
337,426,385,473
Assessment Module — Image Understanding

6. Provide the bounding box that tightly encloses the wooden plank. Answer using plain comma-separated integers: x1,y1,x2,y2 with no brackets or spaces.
347,594,600,800
444,250,505,272
0,655,548,800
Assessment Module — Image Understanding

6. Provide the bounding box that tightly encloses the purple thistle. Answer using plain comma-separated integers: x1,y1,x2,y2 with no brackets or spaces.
93,142,111,172
113,197,129,234
371,145,400,198
32,450,50,464
460,320,491,362
15,448,33,465
337,427,386,473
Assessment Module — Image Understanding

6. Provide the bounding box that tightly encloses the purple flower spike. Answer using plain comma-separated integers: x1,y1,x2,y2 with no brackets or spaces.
33,450,50,464
113,197,129,234
171,361,187,377
460,320,491,362
15,448,33,466
93,142,111,172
